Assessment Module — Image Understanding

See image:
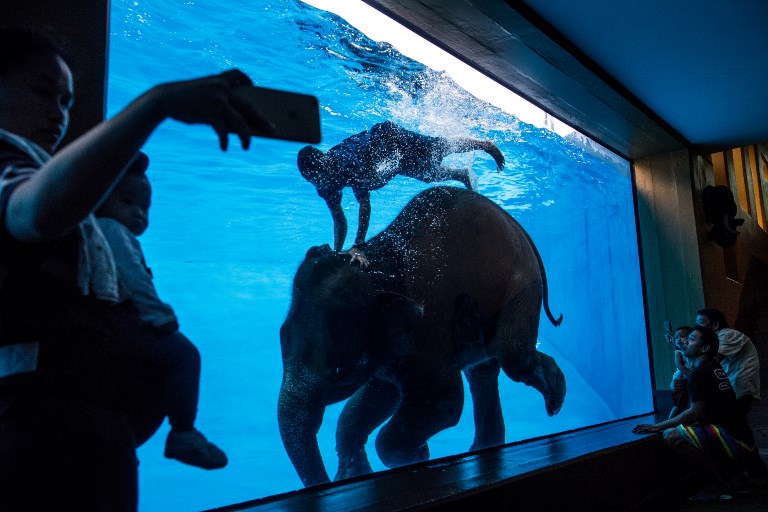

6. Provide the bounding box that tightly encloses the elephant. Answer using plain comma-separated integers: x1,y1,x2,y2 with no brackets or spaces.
278,186,565,487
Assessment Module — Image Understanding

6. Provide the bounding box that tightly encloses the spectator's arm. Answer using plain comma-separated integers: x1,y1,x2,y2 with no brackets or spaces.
6,70,259,242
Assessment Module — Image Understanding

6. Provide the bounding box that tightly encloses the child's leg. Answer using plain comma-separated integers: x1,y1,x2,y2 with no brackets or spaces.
108,319,201,431
157,331,201,432
107,312,226,469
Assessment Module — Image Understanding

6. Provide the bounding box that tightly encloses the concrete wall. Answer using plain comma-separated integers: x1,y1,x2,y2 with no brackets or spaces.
693,147,768,329
636,145,768,393
635,151,705,389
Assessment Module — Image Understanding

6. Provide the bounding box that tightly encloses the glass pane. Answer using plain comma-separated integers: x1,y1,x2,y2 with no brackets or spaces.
107,1,652,510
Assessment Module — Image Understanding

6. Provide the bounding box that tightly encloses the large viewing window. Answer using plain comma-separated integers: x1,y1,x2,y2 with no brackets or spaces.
107,1,652,510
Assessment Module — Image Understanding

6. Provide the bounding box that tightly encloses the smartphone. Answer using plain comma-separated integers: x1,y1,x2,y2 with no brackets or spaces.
663,321,676,347
230,85,321,144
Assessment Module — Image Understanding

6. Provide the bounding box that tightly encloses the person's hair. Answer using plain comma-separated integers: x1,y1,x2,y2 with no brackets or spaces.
691,326,719,356
297,145,325,181
674,325,693,334
0,26,73,76
696,308,729,329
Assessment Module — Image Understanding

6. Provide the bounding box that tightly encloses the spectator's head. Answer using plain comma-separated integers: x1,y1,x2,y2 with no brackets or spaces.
674,325,693,350
297,146,333,188
695,308,728,331
685,326,719,360
0,27,74,153
96,152,151,236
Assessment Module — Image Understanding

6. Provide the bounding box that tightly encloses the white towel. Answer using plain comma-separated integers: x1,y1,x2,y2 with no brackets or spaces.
0,129,120,302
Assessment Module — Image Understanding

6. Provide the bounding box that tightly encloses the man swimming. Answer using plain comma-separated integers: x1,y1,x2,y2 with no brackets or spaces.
297,121,505,266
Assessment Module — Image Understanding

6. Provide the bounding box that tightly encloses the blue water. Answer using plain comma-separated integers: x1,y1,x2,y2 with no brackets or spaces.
107,1,653,510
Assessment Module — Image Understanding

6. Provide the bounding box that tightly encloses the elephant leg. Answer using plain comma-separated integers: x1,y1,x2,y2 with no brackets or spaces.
335,378,400,481
493,281,566,416
375,365,464,469
463,358,504,451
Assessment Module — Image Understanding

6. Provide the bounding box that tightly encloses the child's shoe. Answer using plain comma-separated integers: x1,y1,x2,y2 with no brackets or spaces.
164,429,228,469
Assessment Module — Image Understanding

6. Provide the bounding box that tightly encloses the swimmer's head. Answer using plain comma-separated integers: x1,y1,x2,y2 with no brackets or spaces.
297,146,331,186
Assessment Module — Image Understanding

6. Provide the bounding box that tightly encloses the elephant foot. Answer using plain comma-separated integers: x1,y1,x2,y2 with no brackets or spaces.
378,441,430,469
523,352,566,416
335,447,373,482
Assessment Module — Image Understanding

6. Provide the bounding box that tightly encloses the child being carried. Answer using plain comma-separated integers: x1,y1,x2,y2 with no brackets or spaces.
96,152,227,470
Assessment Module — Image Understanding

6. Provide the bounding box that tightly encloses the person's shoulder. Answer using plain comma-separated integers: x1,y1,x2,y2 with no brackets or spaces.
96,217,137,242
96,216,125,230
718,327,749,343
369,121,398,137
0,141,37,176
689,360,714,378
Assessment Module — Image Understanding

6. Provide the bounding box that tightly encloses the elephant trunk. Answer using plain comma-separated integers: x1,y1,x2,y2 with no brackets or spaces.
277,365,330,487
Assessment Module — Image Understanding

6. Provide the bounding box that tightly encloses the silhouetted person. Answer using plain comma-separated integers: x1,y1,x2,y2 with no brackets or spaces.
96,153,226,470
298,121,505,266
0,27,264,510
633,327,758,502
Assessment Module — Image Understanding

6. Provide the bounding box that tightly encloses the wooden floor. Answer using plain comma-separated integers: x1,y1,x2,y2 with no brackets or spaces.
631,450,768,512
209,413,676,512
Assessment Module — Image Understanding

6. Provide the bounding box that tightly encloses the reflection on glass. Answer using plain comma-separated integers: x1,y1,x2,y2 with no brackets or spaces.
107,1,651,510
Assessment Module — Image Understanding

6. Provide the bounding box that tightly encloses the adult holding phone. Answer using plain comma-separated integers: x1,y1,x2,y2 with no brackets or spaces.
0,27,267,511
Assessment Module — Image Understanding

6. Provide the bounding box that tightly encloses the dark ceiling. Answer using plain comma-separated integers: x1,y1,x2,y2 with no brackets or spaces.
519,0,768,151
365,0,768,159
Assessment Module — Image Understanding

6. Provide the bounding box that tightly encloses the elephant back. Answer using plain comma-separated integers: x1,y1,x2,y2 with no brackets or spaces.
366,186,543,320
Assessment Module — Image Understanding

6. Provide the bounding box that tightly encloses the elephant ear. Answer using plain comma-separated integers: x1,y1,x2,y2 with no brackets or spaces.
305,244,333,261
371,292,423,361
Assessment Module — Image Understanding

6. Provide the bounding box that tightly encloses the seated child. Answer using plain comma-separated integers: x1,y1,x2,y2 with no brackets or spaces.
668,325,693,419
96,152,227,469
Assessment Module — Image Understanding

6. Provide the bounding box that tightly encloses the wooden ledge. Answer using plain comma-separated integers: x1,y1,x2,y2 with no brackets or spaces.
210,413,687,512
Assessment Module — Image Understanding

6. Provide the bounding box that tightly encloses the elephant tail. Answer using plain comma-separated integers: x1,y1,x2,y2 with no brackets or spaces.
518,222,563,327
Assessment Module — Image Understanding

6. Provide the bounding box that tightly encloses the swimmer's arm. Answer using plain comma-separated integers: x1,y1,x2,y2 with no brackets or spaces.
6,71,257,242
323,192,347,253
352,188,370,249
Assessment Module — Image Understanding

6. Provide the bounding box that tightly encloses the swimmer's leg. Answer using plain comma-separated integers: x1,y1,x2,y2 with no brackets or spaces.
415,164,477,191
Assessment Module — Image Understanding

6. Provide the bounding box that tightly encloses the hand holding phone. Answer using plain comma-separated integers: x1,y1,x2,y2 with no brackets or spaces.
663,321,679,348
230,85,321,143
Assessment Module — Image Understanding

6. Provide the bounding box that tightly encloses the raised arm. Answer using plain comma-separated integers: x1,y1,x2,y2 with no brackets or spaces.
6,70,261,242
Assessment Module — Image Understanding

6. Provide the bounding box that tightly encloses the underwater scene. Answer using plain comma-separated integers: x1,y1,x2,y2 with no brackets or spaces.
107,1,653,510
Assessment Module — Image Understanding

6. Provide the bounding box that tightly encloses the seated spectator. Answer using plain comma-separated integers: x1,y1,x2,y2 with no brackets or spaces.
695,307,766,482
633,326,758,502
0,27,264,510
695,308,760,411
